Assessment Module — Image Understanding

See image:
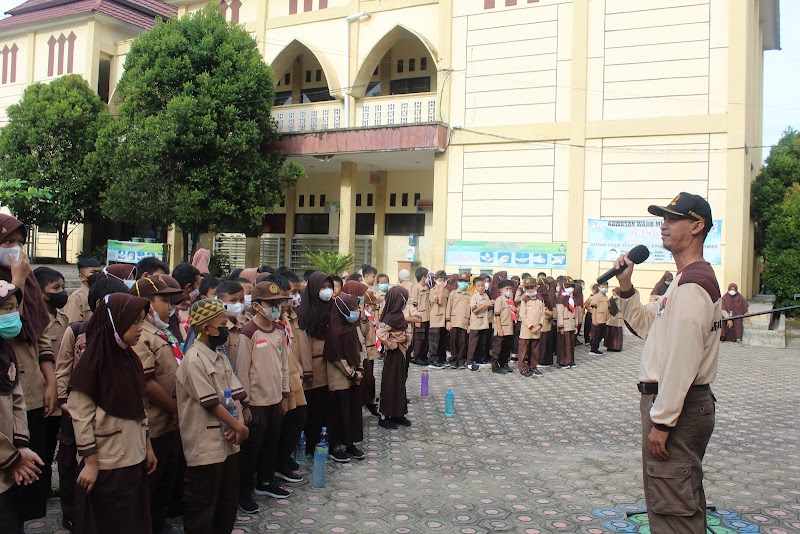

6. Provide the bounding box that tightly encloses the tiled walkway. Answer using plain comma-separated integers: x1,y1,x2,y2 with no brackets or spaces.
27,333,800,533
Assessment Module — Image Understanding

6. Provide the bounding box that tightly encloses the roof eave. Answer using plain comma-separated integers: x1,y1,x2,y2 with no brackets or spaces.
760,0,780,51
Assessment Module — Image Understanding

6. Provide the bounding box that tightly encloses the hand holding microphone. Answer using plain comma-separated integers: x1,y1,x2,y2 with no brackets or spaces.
598,245,650,289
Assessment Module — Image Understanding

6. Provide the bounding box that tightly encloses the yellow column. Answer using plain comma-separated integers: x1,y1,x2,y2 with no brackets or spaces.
292,59,302,105
372,171,387,272
167,225,183,270
431,153,448,269
197,232,215,251
284,187,296,267
84,20,99,91
338,161,357,257
566,0,589,275
245,237,261,268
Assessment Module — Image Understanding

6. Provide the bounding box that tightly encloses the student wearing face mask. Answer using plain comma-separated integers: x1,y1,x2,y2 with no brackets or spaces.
721,283,747,344
63,257,104,324
235,282,292,512
324,293,365,462
649,271,673,303
378,287,412,429
129,275,186,533
541,277,558,366
587,283,611,356
604,287,624,352
104,263,136,289
374,274,390,315
359,292,381,416
409,267,431,366
172,263,202,334
490,280,516,374
445,272,472,368
517,277,546,377
466,277,492,370
556,277,579,369
427,271,450,369
235,274,256,318
214,281,248,371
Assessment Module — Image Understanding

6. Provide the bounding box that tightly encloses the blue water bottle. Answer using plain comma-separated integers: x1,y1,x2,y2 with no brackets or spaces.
444,388,455,417
220,389,237,438
312,441,328,488
295,431,307,465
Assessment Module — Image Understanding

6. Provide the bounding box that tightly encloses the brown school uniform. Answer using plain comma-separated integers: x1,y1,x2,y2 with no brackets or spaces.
223,314,248,371
42,310,67,477
295,327,328,455
445,288,471,366
518,296,545,374
63,284,91,324
427,286,449,362
604,297,624,351
491,296,515,369
410,283,430,362
539,298,554,365
359,310,380,406
176,341,247,534
377,326,411,418
467,292,491,366
556,295,578,366
587,292,610,353
0,379,29,532
277,312,308,473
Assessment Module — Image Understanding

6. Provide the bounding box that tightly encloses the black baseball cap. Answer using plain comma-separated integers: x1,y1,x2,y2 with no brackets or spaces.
648,193,712,229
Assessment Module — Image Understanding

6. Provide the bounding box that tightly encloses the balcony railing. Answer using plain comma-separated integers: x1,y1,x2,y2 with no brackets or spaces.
272,101,343,134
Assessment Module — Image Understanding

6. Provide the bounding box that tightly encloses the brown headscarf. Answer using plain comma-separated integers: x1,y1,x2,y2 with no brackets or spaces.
239,268,258,284
297,271,334,340
490,271,508,300
546,280,558,310
70,293,149,421
342,280,367,298
721,283,748,316
380,286,408,330
323,294,361,368
445,274,460,292
0,281,21,395
105,263,135,281
0,215,50,343
191,248,211,274
573,281,585,309
651,271,673,296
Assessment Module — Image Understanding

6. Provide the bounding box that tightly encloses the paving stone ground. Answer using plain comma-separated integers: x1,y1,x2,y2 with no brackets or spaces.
26,331,800,534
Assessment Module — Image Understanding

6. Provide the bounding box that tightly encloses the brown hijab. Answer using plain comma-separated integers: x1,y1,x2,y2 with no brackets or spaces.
297,271,333,340
105,263,135,281
721,283,748,316
342,280,367,298
651,271,673,296
70,293,149,421
0,281,21,395
323,294,361,368
380,286,408,330
0,215,50,344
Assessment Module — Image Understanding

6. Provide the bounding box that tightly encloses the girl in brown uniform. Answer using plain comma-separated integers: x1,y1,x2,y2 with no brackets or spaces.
604,287,624,352
556,277,578,369
377,287,411,429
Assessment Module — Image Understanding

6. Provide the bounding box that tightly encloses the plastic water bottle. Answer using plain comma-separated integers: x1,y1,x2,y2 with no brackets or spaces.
444,388,455,417
220,389,237,438
295,432,306,465
312,442,328,488
319,426,328,447
421,369,429,397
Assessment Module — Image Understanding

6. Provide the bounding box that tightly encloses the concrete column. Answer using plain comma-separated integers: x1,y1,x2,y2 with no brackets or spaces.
167,225,183,270
338,162,357,257
431,154,448,269
292,58,302,104
372,171,388,271
284,187,296,267
84,20,99,91
245,237,261,268
197,233,214,252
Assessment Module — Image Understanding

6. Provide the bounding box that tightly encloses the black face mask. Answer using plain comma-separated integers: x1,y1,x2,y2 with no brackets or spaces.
47,291,69,310
207,326,229,349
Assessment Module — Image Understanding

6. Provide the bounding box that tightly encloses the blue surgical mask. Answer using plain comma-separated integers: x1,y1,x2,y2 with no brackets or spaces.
124,279,135,289
347,311,360,324
0,312,22,339
378,283,389,292
457,281,469,291
358,296,365,305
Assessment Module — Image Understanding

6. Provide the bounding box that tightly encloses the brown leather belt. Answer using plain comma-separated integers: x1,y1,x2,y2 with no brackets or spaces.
637,382,711,395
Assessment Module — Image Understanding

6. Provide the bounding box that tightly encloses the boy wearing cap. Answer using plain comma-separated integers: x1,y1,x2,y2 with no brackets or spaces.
490,280,516,374
467,277,492,370
176,299,249,534
130,275,187,533
63,257,104,323
587,283,610,356
409,267,430,366
556,277,579,369
445,273,471,368
518,278,545,377
236,283,292,512
427,271,449,369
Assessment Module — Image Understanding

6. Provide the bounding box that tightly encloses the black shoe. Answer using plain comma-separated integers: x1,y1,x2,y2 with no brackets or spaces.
156,526,184,534
428,361,446,369
346,445,365,459
509,355,518,362
492,367,504,374
391,416,412,427
254,481,290,499
275,469,304,484
457,364,467,370
501,365,513,373
330,447,352,463
287,457,300,471
411,358,428,366
522,370,534,377
365,402,380,416
533,369,543,376
238,496,260,514
379,417,398,429
62,519,74,532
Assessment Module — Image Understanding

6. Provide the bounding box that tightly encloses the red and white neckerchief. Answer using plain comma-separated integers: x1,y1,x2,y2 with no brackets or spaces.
156,330,184,364
505,298,517,322
562,291,575,312
277,321,292,349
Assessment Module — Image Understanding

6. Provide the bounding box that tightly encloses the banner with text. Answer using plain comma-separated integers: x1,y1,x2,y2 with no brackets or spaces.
586,219,722,264
107,240,168,265
446,241,567,269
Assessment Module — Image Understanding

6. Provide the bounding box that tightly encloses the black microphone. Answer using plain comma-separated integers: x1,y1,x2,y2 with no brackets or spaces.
596,245,650,285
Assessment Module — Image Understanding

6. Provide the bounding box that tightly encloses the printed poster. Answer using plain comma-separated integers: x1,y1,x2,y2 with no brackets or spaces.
107,240,167,265
445,241,567,269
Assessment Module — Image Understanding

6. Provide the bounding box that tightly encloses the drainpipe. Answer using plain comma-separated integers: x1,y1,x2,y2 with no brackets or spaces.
344,11,371,128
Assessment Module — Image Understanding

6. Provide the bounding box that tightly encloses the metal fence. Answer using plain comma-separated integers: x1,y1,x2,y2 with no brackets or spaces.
290,237,373,273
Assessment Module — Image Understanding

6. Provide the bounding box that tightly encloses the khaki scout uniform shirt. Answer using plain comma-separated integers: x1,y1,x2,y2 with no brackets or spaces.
469,293,491,330
493,297,515,336
410,284,430,323
556,295,578,331
282,312,307,411
620,262,721,429
519,297,546,340
64,284,91,324
44,310,69,416
0,382,29,493
223,314,248,371
55,324,86,403
445,289,471,330
607,297,624,327
295,328,327,390
428,287,449,328
133,320,179,439
587,293,610,326
176,342,247,467
67,390,147,471
9,327,54,412
236,321,289,407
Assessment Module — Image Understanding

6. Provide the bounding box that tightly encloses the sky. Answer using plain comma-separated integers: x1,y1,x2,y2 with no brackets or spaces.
0,0,798,154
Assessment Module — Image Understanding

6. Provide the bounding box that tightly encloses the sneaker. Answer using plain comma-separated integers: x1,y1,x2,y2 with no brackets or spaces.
346,446,365,459
559,365,570,370
238,496,260,514
411,358,428,366
379,417,398,429
522,370,534,378
330,447,352,463
287,457,300,471
501,365,513,374
469,364,481,372
457,364,467,370
274,469,304,484
589,350,604,356
365,402,380,417
254,481,290,499
491,367,505,375
532,369,543,376
428,361,446,369
392,416,412,427
570,363,578,369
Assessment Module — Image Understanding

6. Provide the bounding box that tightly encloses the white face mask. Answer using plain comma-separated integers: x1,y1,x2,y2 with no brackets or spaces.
319,288,333,302
244,294,253,306
224,302,245,317
526,290,537,297
0,246,21,268
565,287,574,294
503,290,512,298
259,304,281,321
124,279,136,289
291,293,301,308
149,310,170,331
600,288,608,294
728,290,736,296
168,304,177,317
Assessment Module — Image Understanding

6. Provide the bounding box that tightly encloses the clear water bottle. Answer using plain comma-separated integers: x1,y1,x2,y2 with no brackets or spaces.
220,389,237,438
295,431,306,465
444,388,455,417
312,442,328,488
319,426,328,447
421,369,429,397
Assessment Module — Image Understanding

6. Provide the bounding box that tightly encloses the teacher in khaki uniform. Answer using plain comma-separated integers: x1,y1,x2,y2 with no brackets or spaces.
614,192,721,533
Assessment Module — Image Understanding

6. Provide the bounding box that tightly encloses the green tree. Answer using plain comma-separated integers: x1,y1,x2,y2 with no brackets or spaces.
761,184,800,310
751,128,800,255
97,6,304,261
0,75,106,261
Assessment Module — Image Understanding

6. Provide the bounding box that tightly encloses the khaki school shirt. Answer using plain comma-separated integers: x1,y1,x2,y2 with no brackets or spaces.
55,324,86,403
294,328,328,390
519,297,545,340
469,292,491,330
9,334,54,413
236,321,289,407
44,310,69,417
176,342,247,467
556,298,578,331
410,284,430,322
445,289,471,330
67,390,147,471
133,320,179,439
0,382,29,493
64,284,91,324
493,297,514,335
282,312,307,410
428,287,449,328
587,293,610,325
607,297,624,327
223,314,248,371
619,262,721,429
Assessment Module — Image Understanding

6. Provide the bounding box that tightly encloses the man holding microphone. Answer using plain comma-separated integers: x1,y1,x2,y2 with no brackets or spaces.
614,192,722,533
